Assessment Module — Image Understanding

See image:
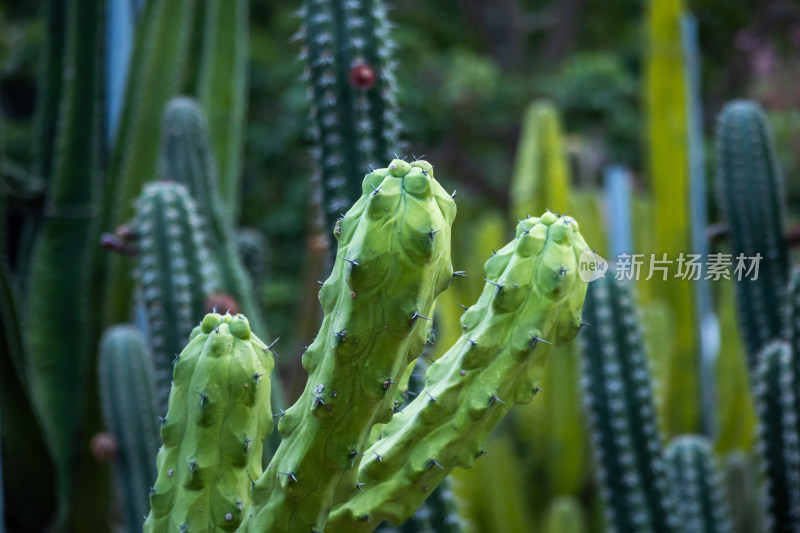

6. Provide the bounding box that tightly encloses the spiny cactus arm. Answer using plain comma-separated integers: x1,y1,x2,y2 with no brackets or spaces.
579,277,678,533
714,101,789,366
664,435,731,533
298,0,401,228
754,341,800,532
131,181,219,406
103,0,196,325
145,313,274,532
785,269,800,380
326,212,589,531
197,0,248,215
240,160,455,533
98,325,161,533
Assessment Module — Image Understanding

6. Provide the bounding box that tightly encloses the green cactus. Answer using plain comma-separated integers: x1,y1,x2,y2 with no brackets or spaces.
714,101,789,368
103,0,197,325
129,181,219,403
98,326,161,533
753,341,800,532
664,435,730,533
327,212,590,531
376,477,462,533
197,0,248,215
579,276,678,533
541,496,587,533
509,100,571,221
157,97,266,338
722,452,764,533
297,0,401,232
144,312,274,532
239,159,455,533
25,0,104,527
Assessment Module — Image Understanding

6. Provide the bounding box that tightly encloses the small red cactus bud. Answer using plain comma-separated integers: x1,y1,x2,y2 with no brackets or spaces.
205,293,241,315
349,63,377,89
91,432,119,462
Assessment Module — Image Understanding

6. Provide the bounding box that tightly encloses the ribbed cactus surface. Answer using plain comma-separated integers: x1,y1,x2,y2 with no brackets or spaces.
98,325,160,533
664,435,730,533
144,312,275,532
327,212,590,531
131,181,218,403
298,0,401,230
240,159,455,533
715,100,789,367
579,276,678,533
754,341,800,532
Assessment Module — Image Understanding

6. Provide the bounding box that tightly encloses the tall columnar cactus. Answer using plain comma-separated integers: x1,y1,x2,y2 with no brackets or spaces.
297,0,401,231
25,0,104,527
103,0,196,325
664,435,730,533
715,101,789,368
509,100,571,220
722,452,764,533
579,276,679,533
129,181,219,403
98,326,161,533
645,0,698,437
144,312,275,532
240,159,455,533
197,0,248,214
753,341,800,532
157,97,266,337
327,212,590,531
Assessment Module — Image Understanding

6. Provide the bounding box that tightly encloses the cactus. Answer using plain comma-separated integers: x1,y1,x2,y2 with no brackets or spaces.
645,0,698,437
722,452,764,533
753,341,800,532
157,98,267,338
714,101,789,368
144,312,275,532
509,100,571,220
197,0,248,215
236,227,269,285
103,0,197,325
25,0,104,526
98,326,161,533
664,435,730,533
297,0,402,232
579,277,678,533
128,181,219,404
541,496,587,533
376,478,462,533
327,212,590,531
238,159,455,533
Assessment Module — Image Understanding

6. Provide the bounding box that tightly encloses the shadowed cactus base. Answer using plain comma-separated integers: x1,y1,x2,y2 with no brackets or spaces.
144,312,275,533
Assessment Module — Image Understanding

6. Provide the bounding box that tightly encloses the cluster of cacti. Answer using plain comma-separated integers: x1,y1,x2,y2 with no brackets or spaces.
297,0,401,231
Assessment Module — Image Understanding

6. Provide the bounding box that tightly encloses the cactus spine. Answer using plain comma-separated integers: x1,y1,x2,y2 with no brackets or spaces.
298,0,401,230
197,0,248,214
714,101,789,367
144,312,274,532
754,341,800,532
130,181,218,403
98,326,161,533
240,159,455,533
327,212,590,531
664,435,730,533
579,277,678,533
